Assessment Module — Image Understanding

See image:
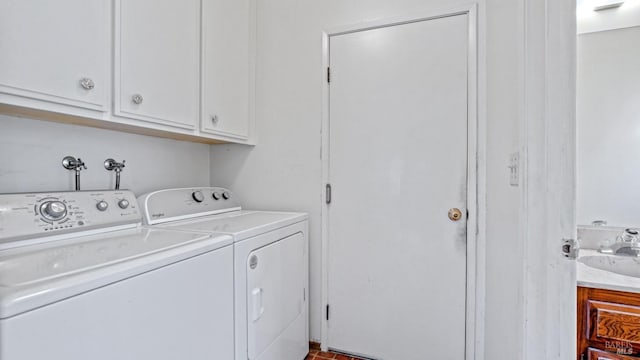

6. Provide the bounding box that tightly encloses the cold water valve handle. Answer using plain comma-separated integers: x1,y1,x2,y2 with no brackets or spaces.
104,158,126,190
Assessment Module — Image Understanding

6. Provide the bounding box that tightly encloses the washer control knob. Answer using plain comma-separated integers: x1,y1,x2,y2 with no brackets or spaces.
41,201,67,220
212,192,221,200
118,199,130,209
96,201,109,212
222,191,231,200
192,191,205,203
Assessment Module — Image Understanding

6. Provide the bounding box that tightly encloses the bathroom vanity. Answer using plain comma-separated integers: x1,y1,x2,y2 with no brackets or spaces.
577,243,640,359
577,286,640,359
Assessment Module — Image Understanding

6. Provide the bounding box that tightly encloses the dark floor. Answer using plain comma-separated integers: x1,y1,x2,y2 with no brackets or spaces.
305,349,365,360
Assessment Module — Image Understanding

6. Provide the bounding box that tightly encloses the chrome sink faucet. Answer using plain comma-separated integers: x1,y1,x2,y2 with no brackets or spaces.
600,228,640,256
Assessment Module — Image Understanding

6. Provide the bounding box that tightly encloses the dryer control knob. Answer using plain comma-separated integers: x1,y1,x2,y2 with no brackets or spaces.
192,191,205,203
212,192,221,200
222,191,231,200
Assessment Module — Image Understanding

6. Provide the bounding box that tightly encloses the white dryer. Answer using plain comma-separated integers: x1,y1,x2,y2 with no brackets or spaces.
0,190,234,360
138,187,309,360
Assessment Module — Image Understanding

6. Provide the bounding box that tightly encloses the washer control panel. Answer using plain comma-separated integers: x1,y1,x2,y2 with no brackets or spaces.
0,190,140,243
138,187,240,225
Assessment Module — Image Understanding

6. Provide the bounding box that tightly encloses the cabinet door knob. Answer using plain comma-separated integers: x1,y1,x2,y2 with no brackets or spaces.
211,115,219,124
79,78,95,90
132,94,144,105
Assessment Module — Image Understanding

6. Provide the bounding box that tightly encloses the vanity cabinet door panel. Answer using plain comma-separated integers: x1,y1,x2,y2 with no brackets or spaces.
0,0,109,111
200,0,251,140
115,0,200,130
578,287,640,358
588,300,640,343
588,348,636,360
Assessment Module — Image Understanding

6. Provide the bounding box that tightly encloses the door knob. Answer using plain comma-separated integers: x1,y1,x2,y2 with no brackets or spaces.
79,78,95,90
132,94,143,105
448,208,463,221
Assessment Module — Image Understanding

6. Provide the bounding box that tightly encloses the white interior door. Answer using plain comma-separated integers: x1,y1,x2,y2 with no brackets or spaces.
326,14,470,360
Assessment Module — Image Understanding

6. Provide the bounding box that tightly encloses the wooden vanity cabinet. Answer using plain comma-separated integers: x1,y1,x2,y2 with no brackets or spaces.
578,286,640,359
588,348,637,360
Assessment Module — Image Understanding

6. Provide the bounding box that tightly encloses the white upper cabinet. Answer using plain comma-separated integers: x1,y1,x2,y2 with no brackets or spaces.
0,0,253,144
0,0,109,111
201,0,252,140
115,0,200,130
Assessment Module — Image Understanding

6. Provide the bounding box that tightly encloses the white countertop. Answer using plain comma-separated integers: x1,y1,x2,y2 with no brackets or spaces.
577,249,640,294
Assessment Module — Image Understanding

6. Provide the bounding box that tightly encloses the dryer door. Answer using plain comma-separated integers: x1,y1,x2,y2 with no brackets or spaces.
247,232,305,360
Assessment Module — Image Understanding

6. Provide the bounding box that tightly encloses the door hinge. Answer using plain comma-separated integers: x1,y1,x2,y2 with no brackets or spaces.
326,184,332,204
326,304,330,320
327,67,331,83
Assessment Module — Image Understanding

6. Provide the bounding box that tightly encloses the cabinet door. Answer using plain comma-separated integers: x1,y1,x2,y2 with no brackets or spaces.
115,0,200,129
201,0,251,139
0,0,109,111
587,300,640,355
588,348,637,360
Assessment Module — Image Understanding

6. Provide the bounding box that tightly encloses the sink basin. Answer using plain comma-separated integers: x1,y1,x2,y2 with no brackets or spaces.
579,255,640,278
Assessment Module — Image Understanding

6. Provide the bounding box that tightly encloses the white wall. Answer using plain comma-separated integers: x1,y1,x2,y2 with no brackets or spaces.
0,114,210,195
210,0,525,358
481,2,524,358
577,26,640,228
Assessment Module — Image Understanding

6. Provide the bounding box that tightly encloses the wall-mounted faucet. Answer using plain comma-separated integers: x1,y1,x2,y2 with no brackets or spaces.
62,156,87,191
104,158,126,190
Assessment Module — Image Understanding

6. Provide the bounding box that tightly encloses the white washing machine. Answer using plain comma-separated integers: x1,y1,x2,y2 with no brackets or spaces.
138,187,309,360
0,190,234,360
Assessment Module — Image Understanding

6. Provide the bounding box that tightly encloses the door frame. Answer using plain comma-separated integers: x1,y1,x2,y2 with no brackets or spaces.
320,4,484,359
520,0,576,358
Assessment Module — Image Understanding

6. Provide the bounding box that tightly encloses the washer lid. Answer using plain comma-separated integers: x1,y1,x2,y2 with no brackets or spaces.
161,211,308,241
0,227,232,319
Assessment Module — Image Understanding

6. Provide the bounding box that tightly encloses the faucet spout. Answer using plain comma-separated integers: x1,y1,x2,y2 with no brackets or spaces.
600,228,640,257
